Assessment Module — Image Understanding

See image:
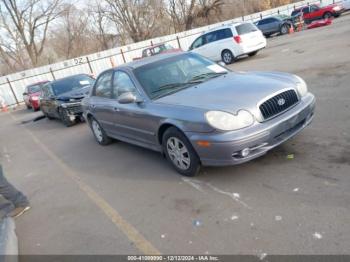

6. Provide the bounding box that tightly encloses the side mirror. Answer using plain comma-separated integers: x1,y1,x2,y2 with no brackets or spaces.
23,92,28,96
118,92,138,104
217,61,226,67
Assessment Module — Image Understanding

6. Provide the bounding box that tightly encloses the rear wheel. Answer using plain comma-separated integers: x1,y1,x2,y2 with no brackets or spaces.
280,24,289,35
58,107,75,127
323,12,332,19
221,50,234,64
162,127,200,177
90,117,112,145
26,104,31,109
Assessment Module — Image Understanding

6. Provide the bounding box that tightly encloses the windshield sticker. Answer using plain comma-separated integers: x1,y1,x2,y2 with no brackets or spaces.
207,64,228,73
79,80,90,85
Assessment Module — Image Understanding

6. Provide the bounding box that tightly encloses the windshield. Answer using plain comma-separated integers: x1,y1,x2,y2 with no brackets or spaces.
52,75,94,96
28,84,42,93
133,53,228,99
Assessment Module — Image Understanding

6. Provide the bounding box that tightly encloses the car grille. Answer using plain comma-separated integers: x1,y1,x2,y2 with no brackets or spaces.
67,105,83,114
259,89,299,120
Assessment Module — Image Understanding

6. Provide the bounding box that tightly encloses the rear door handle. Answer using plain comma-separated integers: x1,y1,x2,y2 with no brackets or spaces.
113,107,119,112
90,104,96,109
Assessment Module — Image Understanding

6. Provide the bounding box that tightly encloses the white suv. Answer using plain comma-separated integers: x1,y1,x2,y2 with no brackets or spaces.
189,22,267,64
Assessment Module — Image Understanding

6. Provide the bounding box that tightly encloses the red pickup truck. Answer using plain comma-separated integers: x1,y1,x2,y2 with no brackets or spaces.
291,3,343,23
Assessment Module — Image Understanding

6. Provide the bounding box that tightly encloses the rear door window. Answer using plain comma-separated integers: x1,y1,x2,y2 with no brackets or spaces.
93,71,113,98
216,28,233,40
235,23,258,35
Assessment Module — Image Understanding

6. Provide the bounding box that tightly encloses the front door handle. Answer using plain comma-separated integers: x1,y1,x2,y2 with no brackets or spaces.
113,107,119,112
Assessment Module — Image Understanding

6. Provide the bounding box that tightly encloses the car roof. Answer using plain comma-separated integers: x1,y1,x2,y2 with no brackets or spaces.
116,53,185,70
204,22,246,34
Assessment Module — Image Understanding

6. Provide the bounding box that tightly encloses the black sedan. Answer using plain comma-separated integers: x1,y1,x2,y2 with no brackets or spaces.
254,15,294,37
40,74,95,126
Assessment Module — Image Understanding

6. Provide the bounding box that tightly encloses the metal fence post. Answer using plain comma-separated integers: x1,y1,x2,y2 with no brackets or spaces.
120,49,126,63
49,68,56,80
176,36,182,49
6,78,19,105
86,56,94,74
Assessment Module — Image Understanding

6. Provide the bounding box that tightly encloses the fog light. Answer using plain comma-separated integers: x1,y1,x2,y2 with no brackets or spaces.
241,148,250,157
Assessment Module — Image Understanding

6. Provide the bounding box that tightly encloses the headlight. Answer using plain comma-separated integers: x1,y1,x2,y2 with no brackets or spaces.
31,96,39,101
205,110,254,131
295,75,308,97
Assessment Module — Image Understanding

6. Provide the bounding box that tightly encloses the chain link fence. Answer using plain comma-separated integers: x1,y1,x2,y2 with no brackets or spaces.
0,0,336,107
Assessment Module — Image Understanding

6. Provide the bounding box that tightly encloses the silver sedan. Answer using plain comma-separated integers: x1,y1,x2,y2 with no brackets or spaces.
82,53,315,176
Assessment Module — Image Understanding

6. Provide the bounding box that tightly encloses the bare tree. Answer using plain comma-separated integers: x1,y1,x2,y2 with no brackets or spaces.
88,1,117,50
102,0,164,43
0,0,64,67
167,0,223,32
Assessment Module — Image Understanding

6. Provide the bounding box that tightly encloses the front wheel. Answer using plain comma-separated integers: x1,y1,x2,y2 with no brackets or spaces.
58,107,75,127
323,12,332,19
280,24,289,35
162,127,200,177
221,50,234,65
90,117,112,145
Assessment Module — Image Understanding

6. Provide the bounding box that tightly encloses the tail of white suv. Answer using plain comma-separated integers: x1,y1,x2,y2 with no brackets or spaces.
189,22,267,64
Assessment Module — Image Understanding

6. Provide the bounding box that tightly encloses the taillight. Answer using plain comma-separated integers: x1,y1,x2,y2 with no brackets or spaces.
233,35,242,44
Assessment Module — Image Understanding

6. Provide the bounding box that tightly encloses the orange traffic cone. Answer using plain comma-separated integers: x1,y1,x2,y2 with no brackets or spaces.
1,103,8,112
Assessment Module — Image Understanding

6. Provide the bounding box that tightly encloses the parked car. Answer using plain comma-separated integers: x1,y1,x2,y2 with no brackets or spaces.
82,53,315,176
41,74,95,126
254,15,294,37
189,22,266,64
291,4,343,24
23,81,49,111
341,0,350,10
133,44,182,60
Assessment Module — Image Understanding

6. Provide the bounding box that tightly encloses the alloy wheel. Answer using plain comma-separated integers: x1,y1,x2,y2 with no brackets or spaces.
223,52,232,64
166,137,191,170
92,120,103,142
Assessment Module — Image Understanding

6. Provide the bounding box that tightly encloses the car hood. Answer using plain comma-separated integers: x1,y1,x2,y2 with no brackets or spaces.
156,71,299,118
57,85,91,101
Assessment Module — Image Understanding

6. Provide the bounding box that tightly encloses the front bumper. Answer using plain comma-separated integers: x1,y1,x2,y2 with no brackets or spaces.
186,93,315,166
61,102,83,116
30,100,40,110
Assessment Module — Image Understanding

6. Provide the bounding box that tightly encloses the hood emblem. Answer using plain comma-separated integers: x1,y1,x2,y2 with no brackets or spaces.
277,98,286,106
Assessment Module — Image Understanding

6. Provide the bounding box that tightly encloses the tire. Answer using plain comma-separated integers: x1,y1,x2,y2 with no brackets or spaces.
248,51,258,57
323,12,332,19
280,24,289,35
264,34,271,38
26,104,31,109
90,117,112,145
42,110,54,120
221,50,234,65
58,107,75,127
162,127,200,177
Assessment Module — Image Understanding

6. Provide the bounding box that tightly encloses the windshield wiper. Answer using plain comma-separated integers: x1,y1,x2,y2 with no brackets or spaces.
190,72,227,82
151,81,203,99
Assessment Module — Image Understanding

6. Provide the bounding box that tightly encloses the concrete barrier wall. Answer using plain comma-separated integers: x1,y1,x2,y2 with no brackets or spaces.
0,0,336,106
